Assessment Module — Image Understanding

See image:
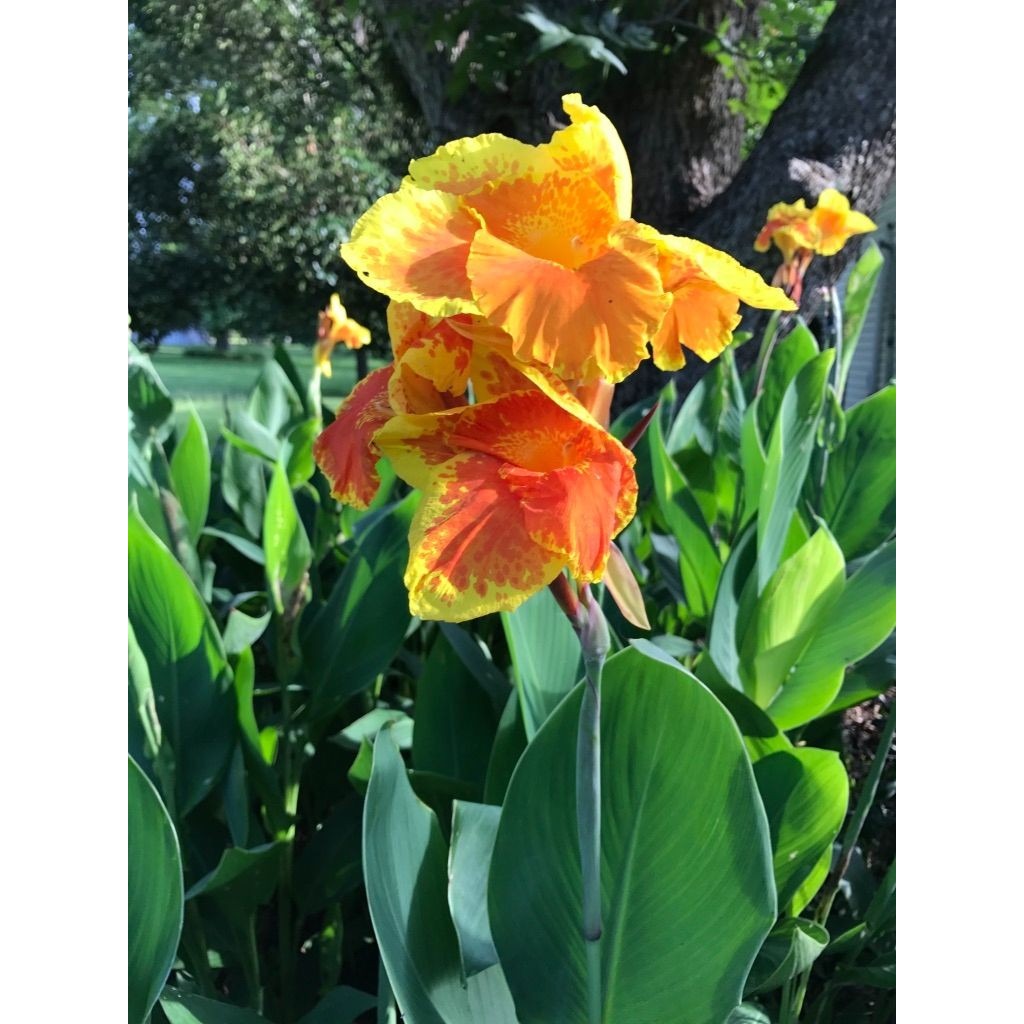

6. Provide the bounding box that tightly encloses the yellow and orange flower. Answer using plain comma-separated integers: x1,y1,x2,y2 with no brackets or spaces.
316,94,797,621
315,293,371,377
341,95,675,384
807,189,877,256
643,230,796,370
312,365,393,510
755,190,876,262
374,388,637,621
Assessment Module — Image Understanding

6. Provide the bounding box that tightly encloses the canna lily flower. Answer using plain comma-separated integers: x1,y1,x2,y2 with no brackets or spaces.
642,230,796,370
341,94,670,384
315,293,371,377
312,365,393,509
754,198,818,263
807,189,878,255
374,388,637,621
754,190,877,304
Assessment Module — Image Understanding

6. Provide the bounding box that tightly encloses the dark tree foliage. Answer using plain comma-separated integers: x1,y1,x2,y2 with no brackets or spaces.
128,0,426,344
129,0,894,404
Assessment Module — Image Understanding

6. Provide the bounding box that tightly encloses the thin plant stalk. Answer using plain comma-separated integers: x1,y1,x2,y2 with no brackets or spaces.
817,285,844,500
753,310,783,396
574,586,610,1024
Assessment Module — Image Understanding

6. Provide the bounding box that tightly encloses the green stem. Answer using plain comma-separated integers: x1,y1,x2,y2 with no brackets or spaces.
753,312,783,397
243,914,264,1013
790,700,896,1019
574,588,609,1024
182,903,217,997
816,286,844,502
275,609,303,1022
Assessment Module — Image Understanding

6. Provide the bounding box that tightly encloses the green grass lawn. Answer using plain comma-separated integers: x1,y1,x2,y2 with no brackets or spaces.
153,346,386,436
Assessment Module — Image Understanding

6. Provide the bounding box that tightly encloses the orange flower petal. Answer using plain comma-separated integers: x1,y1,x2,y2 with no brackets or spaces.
377,389,638,615
464,170,618,268
340,183,480,318
386,302,472,413
404,453,565,621
466,220,669,383
810,189,877,255
542,93,632,219
312,366,394,510
645,231,795,368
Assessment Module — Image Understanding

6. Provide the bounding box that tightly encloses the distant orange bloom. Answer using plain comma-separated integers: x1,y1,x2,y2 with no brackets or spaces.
315,293,371,377
755,190,877,304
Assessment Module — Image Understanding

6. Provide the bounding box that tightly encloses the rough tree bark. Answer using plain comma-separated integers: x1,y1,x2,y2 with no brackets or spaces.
615,0,897,410
372,0,895,412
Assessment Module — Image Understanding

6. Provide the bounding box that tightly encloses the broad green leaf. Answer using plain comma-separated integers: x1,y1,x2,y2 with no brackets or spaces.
688,650,791,762
789,845,832,918
826,634,895,716
249,358,303,435
161,989,271,1024
757,322,818,436
221,431,267,539
413,632,497,790
742,527,846,708
128,756,183,1024
740,398,766,527
448,801,502,976
336,708,413,750
754,747,849,911
837,242,885,399
222,607,272,656
745,918,829,995
757,350,834,590
128,508,234,814
186,842,285,915
363,729,518,1024
294,798,363,915
772,541,895,728
283,417,319,488
822,387,896,559
666,366,722,455
169,409,211,544
202,526,265,565
501,586,581,739
303,495,415,724
128,345,173,436
439,622,511,708
725,1005,771,1024
263,463,311,613
297,986,377,1024
483,689,527,805
128,620,161,768
708,525,757,690
489,648,776,1024
648,411,722,617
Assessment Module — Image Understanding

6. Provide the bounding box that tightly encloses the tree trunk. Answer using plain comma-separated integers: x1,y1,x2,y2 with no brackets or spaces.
372,0,895,414
612,0,896,413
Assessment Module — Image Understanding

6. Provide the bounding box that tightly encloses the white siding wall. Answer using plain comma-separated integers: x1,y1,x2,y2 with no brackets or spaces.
840,184,896,407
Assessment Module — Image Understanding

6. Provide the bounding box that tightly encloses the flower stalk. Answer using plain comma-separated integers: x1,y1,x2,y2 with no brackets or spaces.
572,585,610,1024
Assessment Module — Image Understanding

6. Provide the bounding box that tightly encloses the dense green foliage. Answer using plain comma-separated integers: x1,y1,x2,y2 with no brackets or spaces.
128,244,895,1024
128,0,425,343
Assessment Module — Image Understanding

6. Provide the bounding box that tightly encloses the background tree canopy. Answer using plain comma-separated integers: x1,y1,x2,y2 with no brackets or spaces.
128,0,894,402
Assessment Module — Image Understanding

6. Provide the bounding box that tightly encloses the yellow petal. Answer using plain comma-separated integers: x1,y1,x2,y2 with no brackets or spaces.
541,93,633,219
408,132,553,195
341,182,480,317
